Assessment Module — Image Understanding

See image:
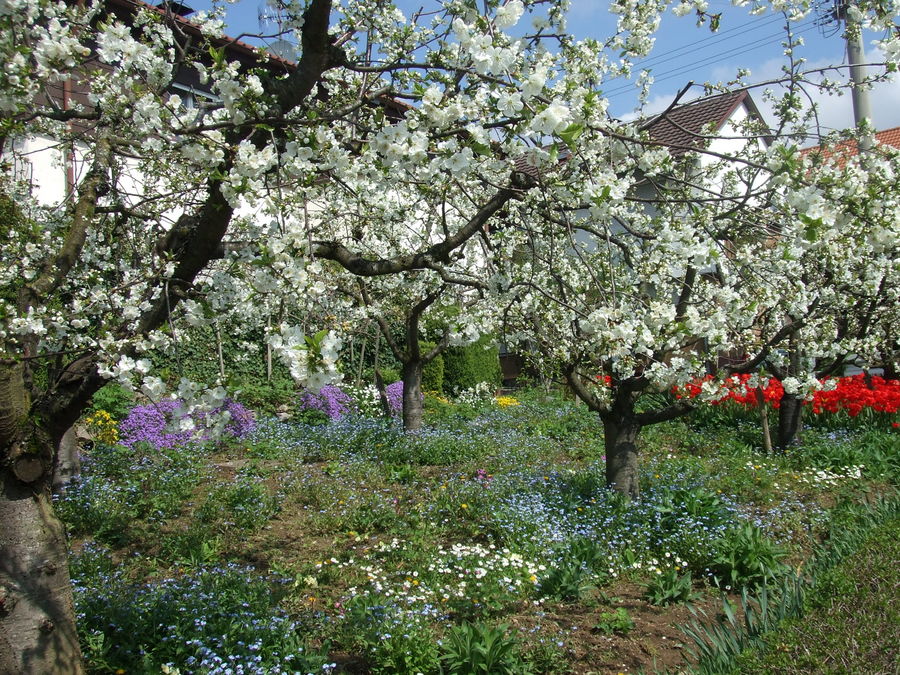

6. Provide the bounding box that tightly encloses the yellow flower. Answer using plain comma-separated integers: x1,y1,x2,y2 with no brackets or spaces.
460,503,468,509
495,395,520,407
85,410,120,445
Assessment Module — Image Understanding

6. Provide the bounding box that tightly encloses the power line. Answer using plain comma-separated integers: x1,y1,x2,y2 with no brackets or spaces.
631,13,788,71
604,20,821,100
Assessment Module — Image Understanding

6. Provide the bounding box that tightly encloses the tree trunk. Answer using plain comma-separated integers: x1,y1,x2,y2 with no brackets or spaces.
602,417,641,500
1,363,84,673
777,393,803,451
755,386,773,455
51,426,80,495
401,360,425,431
373,367,392,419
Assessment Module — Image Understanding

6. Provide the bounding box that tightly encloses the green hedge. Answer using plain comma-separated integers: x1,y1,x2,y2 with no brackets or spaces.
150,324,291,386
421,341,444,394
442,335,501,393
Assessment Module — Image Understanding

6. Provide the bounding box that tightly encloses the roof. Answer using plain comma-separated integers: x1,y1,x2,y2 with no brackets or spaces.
802,126,900,165
641,90,767,156
106,0,296,71
103,0,411,118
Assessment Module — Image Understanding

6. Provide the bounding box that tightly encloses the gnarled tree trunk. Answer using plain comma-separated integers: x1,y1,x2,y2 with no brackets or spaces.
0,362,84,674
777,392,804,451
51,427,80,495
401,360,425,431
602,417,641,500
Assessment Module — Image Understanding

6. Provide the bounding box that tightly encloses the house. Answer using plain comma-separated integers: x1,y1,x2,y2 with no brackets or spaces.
801,125,900,165
499,89,773,385
641,89,771,158
4,0,301,206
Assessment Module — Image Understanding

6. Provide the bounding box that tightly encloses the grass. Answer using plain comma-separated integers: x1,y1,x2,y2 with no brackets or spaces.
60,388,899,674
733,515,900,674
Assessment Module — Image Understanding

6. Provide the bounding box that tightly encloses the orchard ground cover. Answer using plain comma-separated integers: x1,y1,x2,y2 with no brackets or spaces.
59,384,899,674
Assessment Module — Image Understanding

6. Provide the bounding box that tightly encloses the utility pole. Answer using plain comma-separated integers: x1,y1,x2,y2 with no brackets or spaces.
838,0,873,149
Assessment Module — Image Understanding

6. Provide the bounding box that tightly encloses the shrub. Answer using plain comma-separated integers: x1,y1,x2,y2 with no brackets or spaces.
440,622,526,675
421,340,445,393
443,335,501,394
88,383,136,420
83,410,120,445
233,378,295,415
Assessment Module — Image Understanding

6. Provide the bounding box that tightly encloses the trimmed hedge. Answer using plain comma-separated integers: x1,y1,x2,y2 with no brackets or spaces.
150,324,291,386
420,341,445,394
442,335,501,393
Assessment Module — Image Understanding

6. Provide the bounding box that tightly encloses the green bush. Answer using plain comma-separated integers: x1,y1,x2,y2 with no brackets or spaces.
150,323,291,385
443,335,501,394
232,378,295,415
88,383,136,420
420,340,445,393
375,366,400,385
440,622,526,675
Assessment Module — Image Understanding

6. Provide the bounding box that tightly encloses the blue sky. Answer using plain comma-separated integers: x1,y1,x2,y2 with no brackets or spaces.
192,0,900,133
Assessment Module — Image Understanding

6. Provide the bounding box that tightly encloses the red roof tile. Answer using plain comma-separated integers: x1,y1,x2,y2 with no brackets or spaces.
802,126,900,165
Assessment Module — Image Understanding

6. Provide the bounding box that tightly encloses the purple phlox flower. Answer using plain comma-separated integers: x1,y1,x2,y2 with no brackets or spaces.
297,385,352,420
475,468,493,485
384,381,423,417
119,398,255,450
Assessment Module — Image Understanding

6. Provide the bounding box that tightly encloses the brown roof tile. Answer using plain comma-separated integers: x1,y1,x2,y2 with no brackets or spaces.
641,90,752,156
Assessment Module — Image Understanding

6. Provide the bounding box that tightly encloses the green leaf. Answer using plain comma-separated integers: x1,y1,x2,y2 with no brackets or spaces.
798,213,822,242
558,122,585,148
208,46,226,67
548,144,559,165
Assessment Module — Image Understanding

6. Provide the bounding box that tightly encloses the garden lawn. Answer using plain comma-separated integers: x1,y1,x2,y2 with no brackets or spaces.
733,516,900,675
60,388,899,674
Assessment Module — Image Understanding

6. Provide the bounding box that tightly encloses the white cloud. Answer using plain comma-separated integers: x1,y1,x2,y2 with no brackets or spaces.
621,44,900,141
711,43,900,135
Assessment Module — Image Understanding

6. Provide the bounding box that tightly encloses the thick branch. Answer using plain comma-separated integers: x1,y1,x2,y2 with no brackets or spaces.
728,314,809,376
563,366,606,414
313,186,515,276
18,137,111,314
268,0,346,113
635,401,694,426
